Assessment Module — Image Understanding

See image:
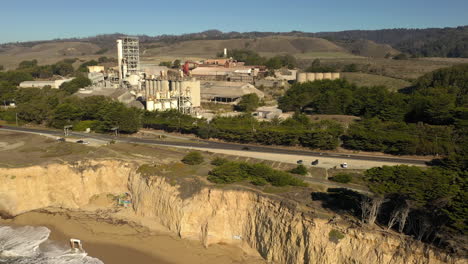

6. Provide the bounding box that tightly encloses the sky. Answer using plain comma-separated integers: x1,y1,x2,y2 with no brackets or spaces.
1,0,467,43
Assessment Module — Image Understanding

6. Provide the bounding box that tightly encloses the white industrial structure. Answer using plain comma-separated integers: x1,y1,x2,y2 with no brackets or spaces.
296,72,340,83
144,78,201,114
117,36,140,85
19,78,75,89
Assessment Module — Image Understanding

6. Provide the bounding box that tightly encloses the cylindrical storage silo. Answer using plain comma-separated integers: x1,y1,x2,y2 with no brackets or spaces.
161,80,168,93
324,73,332,80
147,81,152,96
156,92,161,100
163,101,171,109
331,73,340,80
177,81,182,91
156,80,161,92
146,100,155,111
171,99,178,109
154,102,162,111
315,73,324,80
181,81,188,96
145,82,150,99
151,80,156,96
306,72,316,82
297,73,307,83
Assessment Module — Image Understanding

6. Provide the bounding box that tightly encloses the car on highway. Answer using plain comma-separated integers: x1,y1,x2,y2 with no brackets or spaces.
76,140,89,144
297,160,304,165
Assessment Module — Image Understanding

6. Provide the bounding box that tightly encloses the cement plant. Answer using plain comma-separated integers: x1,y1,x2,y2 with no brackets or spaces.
0,3,467,264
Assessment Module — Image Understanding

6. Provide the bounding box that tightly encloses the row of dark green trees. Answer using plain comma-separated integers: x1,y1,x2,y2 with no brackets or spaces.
1,64,467,156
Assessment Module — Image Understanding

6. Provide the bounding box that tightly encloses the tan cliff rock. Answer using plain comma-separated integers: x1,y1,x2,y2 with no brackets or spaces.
0,160,131,216
0,160,465,264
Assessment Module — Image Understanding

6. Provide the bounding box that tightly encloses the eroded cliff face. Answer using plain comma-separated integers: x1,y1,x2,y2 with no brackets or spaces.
129,173,464,264
0,160,132,216
0,160,464,264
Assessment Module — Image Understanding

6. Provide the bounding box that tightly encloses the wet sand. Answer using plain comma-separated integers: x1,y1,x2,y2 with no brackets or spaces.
1,211,264,264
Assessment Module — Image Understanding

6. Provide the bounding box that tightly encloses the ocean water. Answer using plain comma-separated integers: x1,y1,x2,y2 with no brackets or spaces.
0,226,103,264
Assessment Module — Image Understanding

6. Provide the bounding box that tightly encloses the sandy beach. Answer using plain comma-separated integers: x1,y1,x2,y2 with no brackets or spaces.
0,211,264,264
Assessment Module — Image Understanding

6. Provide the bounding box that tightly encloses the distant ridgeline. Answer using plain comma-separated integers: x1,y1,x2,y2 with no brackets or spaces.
1,26,467,58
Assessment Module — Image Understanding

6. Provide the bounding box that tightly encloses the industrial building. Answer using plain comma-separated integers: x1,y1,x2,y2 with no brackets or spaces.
253,106,283,120
74,87,144,109
117,36,140,86
200,81,264,104
144,78,200,113
139,64,169,77
191,66,260,82
19,78,75,89
87,66,105,73
296,72,340,83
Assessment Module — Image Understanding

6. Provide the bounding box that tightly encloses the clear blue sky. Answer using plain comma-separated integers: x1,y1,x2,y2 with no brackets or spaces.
1,0,467,43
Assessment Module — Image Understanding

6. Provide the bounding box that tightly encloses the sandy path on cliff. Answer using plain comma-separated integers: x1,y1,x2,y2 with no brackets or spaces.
0,211,265,264
175,146,413,169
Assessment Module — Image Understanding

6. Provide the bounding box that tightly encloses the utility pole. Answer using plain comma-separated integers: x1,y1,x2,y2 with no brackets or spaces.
64,125,73,136
111,127,119,137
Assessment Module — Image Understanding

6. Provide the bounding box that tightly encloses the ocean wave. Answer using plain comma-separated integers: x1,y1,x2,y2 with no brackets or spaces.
0,226,103,264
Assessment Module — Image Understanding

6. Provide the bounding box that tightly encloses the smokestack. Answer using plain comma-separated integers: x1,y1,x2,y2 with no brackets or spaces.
117,39,123,83
224,48,227,58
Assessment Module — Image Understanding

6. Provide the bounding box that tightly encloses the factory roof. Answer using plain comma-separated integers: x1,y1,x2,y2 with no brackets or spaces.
201,81,264,99
191,66,258,76
74,88,129,99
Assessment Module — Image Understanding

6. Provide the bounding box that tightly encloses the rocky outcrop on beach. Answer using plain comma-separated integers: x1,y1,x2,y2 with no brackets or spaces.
0,160,465,264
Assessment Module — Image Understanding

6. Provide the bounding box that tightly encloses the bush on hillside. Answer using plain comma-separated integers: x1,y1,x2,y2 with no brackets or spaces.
208,161,308,187
289,164,308,175
211,157,229,166
182,151,204,165
329,173,352,183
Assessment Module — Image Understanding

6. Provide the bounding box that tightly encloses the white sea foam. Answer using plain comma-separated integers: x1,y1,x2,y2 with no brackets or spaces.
0,226,103,264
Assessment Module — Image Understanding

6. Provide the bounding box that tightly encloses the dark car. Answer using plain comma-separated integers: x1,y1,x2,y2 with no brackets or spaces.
76,140,89,144
242,146,250,150
57,137,66,142
311,159,319,165
297,160,304,165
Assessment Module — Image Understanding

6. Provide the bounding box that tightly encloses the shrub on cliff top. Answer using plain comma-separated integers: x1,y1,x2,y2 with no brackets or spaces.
211,157,229,166
328,229,345,243
182,151,204,165
208,161,308,187
289,164,308,175
329,173,352,183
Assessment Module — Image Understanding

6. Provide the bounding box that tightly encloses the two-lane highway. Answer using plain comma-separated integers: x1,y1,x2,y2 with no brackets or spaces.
0,125,429,165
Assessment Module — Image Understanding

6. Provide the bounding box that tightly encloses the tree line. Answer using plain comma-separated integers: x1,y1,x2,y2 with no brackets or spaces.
217,49,297,69
279,64,468,156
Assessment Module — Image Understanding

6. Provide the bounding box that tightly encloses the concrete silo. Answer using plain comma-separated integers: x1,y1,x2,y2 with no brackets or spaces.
324,73,332,80
297,72,307,83
306,72,316,82
146,99,155,112
331,73,340,80
315,73,324,80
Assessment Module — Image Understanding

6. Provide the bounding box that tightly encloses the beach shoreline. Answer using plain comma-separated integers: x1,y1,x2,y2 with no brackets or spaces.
0,210,264,264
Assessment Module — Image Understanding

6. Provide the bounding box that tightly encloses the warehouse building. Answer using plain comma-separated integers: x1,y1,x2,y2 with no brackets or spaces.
200,81,264,104
19,78,75,89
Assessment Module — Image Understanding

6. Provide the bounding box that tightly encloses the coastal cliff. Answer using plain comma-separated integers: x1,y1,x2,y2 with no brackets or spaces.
0,160,464,264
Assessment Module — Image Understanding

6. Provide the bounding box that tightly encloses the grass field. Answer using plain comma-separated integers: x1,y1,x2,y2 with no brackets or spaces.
293,51,364,59
341,72,411,91
301,57,468,80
